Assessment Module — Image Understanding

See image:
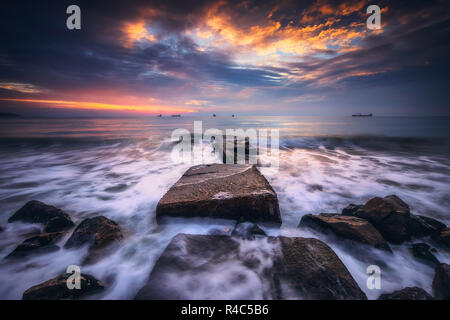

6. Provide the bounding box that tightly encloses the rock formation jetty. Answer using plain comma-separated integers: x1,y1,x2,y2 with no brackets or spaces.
135,233,367,300
156,164,281,224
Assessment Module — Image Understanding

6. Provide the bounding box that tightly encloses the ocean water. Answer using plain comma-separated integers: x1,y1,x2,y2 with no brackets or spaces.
0,115,449,299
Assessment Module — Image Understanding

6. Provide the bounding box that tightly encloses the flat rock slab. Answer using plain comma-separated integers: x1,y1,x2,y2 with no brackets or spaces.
135,234,366,300
156,164,281,224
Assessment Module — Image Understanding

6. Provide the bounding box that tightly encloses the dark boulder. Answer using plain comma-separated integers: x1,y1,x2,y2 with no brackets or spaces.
135,234,367,300
349,195,411,244
231,222,266,237
408,243,440,267
64,216,123,263
433,227,450,247
22,273,104,300
432,263,450,299
6,232,65,259
8,201,74,232
156,164,281,224
378,287,433,300
299,213,391,251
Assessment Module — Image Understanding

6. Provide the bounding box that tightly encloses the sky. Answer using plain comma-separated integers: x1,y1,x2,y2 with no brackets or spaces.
0,0,449,117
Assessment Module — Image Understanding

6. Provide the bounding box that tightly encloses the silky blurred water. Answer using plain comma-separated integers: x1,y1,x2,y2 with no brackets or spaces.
0,115,449,299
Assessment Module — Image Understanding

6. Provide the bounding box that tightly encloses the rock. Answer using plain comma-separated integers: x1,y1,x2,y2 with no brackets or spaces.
64,216,122,262
276,237,367,300
349,195,412,244
135,234,367,300
433,227,450,247
231,222,266,237
299,214,391,251
408,215,446,238
156,164,281,224
22,273,104,300
408,243,440,267
341,204,362,216
378,287,433,300
8,200,74,232
0,226,3,233
6,232,65,259
432,263,450,299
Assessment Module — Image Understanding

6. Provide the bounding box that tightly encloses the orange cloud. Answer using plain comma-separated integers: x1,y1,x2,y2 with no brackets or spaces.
0,82,43,93
0,98,196,114
189,1,369,62
122,21,156,47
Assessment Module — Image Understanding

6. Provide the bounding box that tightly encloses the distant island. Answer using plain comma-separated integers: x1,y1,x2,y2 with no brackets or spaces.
0,112,21,118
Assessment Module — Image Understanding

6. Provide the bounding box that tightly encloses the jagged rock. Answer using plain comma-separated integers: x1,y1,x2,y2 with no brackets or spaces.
341,204,362,216
408,215,446,238
134,234,367,300
432,263,450,299
433,228,450,247
156,164,281,224
347,195,412,244
22,273,104,300
231,222,266,237
344,196,447,244
378,287,433,300
299,214,391,251
6,232,65,259
64,216,122,262
8,200,74,232
408,243,440,267
276,237,367,300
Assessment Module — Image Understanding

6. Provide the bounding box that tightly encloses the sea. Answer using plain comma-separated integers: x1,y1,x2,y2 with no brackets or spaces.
0,115,449,299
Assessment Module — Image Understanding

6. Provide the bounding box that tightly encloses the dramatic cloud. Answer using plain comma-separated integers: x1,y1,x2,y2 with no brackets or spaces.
0,0,449,116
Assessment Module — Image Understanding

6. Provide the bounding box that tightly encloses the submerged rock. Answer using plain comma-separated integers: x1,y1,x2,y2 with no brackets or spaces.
433,227,450,247
64,216,122,262
408,215,446,238
156,164,281,224
432,263,450,300
299,213,391,251
22,273,104,300
6,232,65,259
409,243,440,267
378,287,433,300
341,204,362,216
231,222,266,237
8,200,74,232
135,234,366,300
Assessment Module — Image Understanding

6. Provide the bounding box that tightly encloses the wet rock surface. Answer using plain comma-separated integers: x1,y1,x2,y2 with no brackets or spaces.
299,213,391,251
409,243,440,267
22,273,104,300
378,287,433,300
6,232,65,259
407,215,446,238
135,234,367,300
432,263,450,299
346,195,411,244
64,216,123,263
156,164,281,224
8,200,74,232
